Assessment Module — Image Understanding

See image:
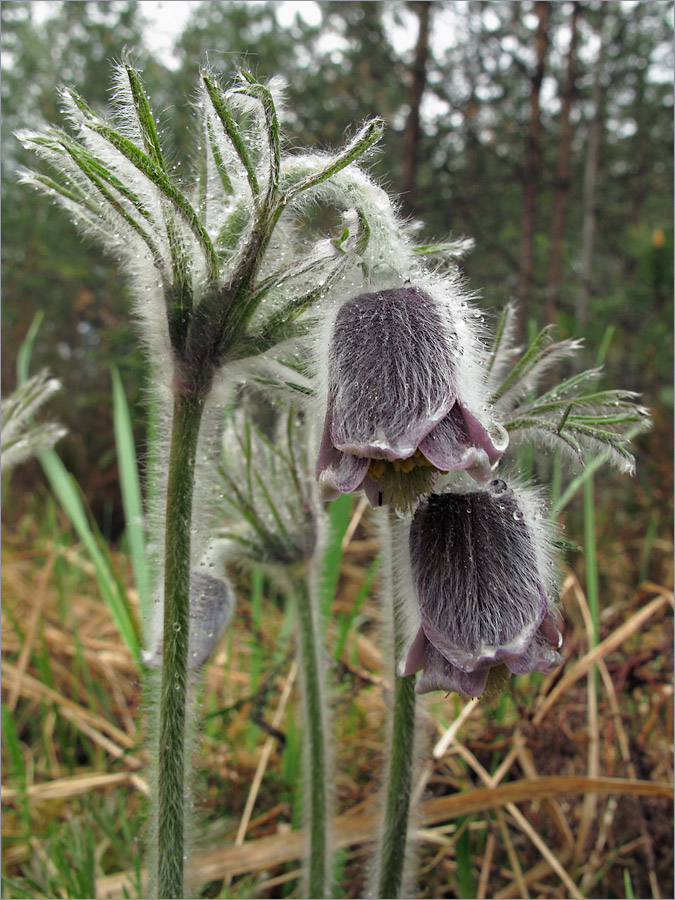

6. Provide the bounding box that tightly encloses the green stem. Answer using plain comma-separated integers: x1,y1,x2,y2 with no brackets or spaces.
375,507,418,899
293,577,328,898
377,673,417,898
156,389,206,899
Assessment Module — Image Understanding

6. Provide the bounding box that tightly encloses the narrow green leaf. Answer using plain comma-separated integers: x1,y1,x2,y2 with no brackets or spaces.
206,117,234,196
17,311,45,386
123,60,166,170
235,74,280,199
283,118,385,202
490,326,555,403
62,143,167,274
319,493,354,622
486,303,514,376
39,449,140,658
202,73,259,198
63,136,156,223
111,366,151,637
1,703,29,830
533,367,603,403
334,557,379,660
87,121,218,279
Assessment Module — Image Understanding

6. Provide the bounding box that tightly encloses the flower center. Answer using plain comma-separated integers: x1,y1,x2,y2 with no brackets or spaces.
367,449,442,481
366,451,444,512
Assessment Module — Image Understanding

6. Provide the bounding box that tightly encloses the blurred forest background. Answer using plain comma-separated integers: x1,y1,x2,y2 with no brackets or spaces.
1,3,673,898
2,0,673,535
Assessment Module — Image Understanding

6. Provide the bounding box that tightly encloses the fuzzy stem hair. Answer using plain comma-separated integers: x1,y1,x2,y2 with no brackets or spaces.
292,575,330,898
156,388,206,899
371,506,419,899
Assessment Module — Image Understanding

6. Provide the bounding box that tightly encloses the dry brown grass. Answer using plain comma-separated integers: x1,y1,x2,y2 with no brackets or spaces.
1,502,673,899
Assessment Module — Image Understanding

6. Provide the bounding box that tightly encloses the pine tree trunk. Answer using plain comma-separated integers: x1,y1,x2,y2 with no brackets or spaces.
577,12,607,326
546,1,580,323
401,1,432,216
517,0,550,322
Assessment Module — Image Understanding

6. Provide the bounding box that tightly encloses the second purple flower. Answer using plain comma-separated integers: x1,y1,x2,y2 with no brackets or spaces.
401,480,564,698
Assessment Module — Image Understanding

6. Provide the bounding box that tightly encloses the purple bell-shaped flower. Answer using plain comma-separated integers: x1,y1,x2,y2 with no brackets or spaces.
401,479,564,697
316,287,507,510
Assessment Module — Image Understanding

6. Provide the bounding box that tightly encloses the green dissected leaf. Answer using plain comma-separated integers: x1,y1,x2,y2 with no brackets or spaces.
486,303,513,376
282,117,385,202
202,72,259,198
235,72,280,199
122,60,166,171
58,140,168,274
490,325,556,403
78,112,218,278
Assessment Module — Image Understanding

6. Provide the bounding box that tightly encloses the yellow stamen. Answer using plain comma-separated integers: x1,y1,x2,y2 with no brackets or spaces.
368,458,387,480
369,449,441,480
392,456,416,473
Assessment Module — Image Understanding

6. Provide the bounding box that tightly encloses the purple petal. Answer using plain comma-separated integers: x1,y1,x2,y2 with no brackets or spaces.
504,615,564,675
329,288,457,458
318,450,369,500
415,641,490,697
362,475,384,507
419,403,508,482
399,627,428,677
418,404,492,480
410,490,548,672
505,640,563,676
316,402,369,498
459,405,509,462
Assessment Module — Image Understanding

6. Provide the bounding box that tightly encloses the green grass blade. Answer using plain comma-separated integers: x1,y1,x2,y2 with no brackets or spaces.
334,556,380,661
111,366,151,637
16,311,45,386
39,449,140,658
1,702,30,832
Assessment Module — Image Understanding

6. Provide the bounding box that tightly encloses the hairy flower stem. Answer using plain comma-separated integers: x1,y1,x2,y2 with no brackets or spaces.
377,674,417,898
374,508,418,899
156,387,206,899
293,576,329,898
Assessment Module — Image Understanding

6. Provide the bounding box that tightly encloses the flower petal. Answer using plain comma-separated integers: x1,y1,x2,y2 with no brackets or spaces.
419,403,507,482
415,639,490,697
329,287,457,458
410,490,549,672
459,404,509,461
399,626,428,677
316,401,369,499
318,451,369,500
418,404,492,480
504,615,564,675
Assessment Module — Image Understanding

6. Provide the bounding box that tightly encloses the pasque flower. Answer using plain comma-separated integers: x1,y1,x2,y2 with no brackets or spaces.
316,286,508,510
401,479,563,697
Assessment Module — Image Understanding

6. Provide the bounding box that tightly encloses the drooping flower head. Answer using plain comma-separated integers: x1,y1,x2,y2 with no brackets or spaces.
401,478,563,698
143,568,234,676
316,286,508,511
